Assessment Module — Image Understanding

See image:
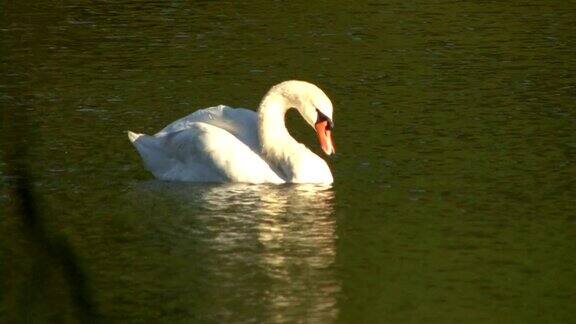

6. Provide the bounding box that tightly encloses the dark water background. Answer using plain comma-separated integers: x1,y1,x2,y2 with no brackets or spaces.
1,1,575,322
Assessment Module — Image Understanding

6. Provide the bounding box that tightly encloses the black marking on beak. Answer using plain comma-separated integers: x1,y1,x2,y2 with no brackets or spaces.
316,109,334,130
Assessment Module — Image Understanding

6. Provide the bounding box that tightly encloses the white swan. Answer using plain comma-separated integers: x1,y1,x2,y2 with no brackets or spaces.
128,80,335,184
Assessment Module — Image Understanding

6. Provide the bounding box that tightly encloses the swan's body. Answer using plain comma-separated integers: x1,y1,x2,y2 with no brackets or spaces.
128,80,335,184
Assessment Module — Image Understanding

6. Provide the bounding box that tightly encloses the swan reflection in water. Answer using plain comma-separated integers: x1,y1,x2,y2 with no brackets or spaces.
137,182,339,322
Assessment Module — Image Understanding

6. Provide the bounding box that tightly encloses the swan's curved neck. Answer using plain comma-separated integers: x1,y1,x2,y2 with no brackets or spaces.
258,91,295,157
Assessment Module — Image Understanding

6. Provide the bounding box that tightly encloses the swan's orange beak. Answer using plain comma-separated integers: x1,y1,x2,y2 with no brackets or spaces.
314,120,335,156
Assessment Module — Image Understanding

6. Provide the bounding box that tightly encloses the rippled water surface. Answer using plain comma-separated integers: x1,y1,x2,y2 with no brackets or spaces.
1,1,575,322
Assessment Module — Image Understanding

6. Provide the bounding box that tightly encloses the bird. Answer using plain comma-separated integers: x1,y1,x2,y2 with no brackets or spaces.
128,80,335,184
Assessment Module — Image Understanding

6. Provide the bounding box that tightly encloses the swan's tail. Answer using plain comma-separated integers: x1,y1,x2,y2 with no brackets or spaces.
127,131,143,143
127,131,174,178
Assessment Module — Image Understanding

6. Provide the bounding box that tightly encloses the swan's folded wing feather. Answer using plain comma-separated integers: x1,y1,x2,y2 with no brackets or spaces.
156,105,260,153
131,122,284,183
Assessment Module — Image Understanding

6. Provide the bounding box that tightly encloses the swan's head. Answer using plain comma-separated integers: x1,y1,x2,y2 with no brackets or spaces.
273,80,336,155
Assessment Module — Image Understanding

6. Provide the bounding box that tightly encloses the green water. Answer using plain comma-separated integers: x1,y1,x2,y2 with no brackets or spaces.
1,1,575,323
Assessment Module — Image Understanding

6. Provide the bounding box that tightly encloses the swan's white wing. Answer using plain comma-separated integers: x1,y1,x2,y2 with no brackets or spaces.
156,105,260,153
129,123,284,184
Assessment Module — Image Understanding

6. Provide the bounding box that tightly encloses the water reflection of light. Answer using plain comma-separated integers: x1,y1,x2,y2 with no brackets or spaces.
198,184,339,322
137,182,339,322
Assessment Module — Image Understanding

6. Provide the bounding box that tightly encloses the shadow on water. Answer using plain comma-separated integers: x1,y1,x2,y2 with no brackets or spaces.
1,109,99,322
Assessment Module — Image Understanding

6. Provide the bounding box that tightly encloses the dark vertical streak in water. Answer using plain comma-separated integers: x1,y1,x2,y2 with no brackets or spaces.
2,107,99,323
